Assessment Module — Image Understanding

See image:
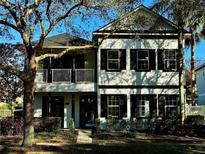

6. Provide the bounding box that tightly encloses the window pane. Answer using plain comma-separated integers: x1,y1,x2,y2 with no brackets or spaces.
165,60,176,70
138,60,149,70
108,60,120,70
138,51,148,59
169,51,176,59
108,50,119,59
108,107,120,117
137,107,145,116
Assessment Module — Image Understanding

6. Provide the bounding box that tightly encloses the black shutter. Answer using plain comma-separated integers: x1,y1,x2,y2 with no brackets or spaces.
149,50,156,70
120,95,127,118
149,95,157,118
101,95,107,117
131,95,137,118
158,49,164,70
130,50,137,70
120,49,126,70
101,49,107,70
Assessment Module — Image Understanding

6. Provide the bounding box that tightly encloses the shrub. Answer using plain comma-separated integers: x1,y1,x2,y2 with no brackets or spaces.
69,118,75,131
0,117,23,135
95,118,101,132
34,117,61,132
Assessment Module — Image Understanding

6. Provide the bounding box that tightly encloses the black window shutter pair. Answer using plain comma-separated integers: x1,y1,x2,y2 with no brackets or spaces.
101,49,126,71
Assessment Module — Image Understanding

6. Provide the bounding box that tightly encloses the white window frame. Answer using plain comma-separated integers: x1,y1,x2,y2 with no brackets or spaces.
107,50,121,71
137,50,149,70
107,96,120,118
165,95,177,117
164,50,177,70
137,96,150,117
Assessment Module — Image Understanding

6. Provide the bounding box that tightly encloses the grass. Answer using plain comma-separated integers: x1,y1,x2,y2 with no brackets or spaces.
35,129,78,143
1,130,205,154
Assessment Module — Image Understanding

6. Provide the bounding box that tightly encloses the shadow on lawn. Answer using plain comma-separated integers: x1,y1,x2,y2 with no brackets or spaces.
1,140,205,154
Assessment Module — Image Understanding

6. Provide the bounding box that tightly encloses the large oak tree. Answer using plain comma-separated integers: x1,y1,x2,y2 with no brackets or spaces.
0,0,140,146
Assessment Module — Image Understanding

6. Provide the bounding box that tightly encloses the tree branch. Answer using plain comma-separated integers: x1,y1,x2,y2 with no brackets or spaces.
0,1,19,24
35,45,93,62
0,61,25,80
55,1,83,23
0,20,19,32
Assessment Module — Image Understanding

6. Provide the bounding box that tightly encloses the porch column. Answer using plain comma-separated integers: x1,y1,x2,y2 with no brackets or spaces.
127,94,131,119
97,48,101,119
97,92,101,118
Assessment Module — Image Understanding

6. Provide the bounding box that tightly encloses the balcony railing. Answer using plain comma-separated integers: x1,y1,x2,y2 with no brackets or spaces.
75,69,95,82
52,69,72,82
36,69,94,83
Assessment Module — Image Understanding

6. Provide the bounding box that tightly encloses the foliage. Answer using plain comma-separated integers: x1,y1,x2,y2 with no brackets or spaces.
0,44,23,106
34,117,62,132
92,130,137,140
0,103,11,110
69,118,75,131
0,117,23,135
95,118,101,132
0,109,12,118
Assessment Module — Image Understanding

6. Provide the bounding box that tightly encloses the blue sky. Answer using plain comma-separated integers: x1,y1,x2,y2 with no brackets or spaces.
0,0,204,61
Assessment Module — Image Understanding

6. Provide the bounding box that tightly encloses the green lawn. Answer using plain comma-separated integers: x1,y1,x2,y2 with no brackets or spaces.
1,130,205,154
1,141,205,154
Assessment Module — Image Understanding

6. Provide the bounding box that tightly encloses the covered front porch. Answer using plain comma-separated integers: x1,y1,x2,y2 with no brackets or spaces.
34,92,97,128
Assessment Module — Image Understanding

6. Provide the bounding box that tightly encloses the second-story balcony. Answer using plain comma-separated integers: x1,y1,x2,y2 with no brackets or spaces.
35,69,96,92
36,69,95,83
35,49,96,92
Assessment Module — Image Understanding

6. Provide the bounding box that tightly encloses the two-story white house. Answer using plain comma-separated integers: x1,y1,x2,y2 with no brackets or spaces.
196,63,205,105
34,5,190,129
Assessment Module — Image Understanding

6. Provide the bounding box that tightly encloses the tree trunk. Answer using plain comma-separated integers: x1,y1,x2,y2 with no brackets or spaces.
190,27,196,106
22,51,37,147
22,77,36,146
178,25,185,125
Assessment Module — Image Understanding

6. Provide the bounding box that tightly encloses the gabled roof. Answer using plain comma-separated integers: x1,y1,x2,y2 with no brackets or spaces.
196,63,205,71
34,33,91,47
94,5,189,33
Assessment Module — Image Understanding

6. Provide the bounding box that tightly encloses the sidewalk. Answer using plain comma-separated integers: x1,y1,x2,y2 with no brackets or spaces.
76,129,92,144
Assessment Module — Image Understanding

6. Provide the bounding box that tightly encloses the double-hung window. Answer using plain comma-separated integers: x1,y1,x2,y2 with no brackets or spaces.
165,95,178,117
107,95,121,118
137,96,150,117
137,50,149,70
131,49,155,71
101,95,127,118
131,95,150,118
164,50,177,70
107,50,121,70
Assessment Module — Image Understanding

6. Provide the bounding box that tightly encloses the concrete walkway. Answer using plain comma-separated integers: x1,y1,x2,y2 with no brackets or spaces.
76,129,92,144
